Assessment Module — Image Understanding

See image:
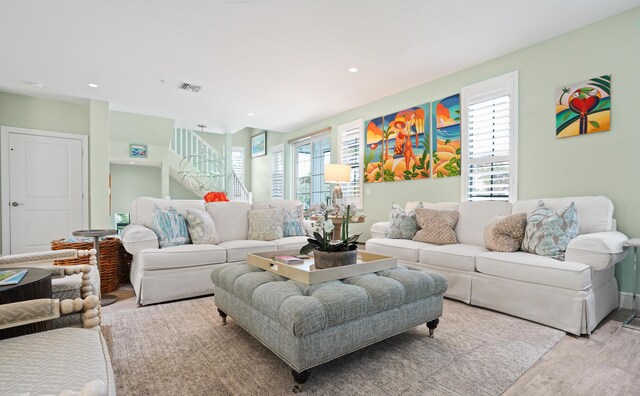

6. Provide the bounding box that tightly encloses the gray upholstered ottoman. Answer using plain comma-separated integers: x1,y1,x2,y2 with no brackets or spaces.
211,263,447,389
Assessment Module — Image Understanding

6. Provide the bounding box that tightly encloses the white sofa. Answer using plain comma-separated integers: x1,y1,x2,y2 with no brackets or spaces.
365,196,628,335
121,197,309,306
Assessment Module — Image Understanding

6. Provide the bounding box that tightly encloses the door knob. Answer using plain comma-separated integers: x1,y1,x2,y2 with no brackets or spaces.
10,201,23,207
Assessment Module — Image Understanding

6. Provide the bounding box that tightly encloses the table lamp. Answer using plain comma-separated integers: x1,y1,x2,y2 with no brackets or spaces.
324,164,351,206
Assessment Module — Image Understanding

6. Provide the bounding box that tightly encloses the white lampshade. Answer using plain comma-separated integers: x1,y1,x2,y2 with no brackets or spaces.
324,164,351,183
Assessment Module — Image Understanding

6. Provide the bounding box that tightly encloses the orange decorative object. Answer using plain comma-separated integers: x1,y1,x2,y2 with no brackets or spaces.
204,191,229,203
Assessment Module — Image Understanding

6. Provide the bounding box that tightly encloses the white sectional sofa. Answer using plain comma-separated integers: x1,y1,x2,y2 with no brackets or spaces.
121,197,309,306
365,196,628,335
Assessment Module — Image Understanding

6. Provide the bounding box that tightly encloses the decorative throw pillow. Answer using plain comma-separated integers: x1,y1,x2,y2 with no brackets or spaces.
484,213,527,252
185,208,220,245
413,209,459,245
151,205,191,248
387,202,423,239
272,205,306,237
248,208,284,241
521,201,579,260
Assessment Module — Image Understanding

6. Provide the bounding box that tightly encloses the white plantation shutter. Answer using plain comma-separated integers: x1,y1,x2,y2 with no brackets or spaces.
461,72,518,202
232,147,244,182
339,119,363,208
271,144,284,199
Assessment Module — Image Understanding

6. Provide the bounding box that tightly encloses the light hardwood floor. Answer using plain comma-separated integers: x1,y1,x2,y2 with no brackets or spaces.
103,286,640,395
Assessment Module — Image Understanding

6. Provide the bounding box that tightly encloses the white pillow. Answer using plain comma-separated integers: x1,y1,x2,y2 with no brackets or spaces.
185,209,220,245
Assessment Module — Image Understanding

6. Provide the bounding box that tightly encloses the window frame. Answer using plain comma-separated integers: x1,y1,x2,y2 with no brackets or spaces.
460,71,518,202
293,133,331,208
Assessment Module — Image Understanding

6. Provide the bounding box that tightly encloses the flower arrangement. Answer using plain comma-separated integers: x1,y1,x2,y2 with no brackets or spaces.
300,203,361,255
204,191,229,202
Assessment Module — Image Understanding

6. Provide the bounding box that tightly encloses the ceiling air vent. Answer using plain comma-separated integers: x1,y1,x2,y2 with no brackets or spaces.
179,82,202,93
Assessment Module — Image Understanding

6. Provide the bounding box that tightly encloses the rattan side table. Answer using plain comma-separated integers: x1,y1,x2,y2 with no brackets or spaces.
73,229,118,306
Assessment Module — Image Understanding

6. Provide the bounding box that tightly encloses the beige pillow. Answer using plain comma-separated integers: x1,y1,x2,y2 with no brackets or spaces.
248,208,284,241
484,213,527,252
185,208,220,245
413,209,459,245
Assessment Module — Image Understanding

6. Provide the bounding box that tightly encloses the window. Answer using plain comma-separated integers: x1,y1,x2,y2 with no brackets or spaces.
461,71,518,202
294,133,331,208
338,119,363,209
271,144,284,199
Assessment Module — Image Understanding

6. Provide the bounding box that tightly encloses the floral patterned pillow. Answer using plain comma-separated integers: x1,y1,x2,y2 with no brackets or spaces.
185,208,220,245
387,202,423,239
521,201,579,260
248,208,284,241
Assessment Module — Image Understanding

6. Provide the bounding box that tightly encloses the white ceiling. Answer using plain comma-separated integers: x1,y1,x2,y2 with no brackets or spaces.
0,0,638,134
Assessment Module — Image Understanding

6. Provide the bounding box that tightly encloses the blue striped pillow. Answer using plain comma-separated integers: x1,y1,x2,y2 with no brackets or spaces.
151,205,191,248
278,205,306,237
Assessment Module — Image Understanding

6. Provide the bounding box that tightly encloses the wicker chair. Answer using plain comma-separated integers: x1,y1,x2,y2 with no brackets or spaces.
0,249,102,329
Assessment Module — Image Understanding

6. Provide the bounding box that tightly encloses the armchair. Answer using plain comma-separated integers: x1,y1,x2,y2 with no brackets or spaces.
0,249,102,329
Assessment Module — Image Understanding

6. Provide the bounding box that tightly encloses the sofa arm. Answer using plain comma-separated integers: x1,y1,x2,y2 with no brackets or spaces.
370,221,389,239
121,224,159,255
565,231,628,270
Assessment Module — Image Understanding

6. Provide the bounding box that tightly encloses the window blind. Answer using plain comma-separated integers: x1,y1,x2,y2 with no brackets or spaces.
271,145,284,199
466,94,511,201
339,124,361,207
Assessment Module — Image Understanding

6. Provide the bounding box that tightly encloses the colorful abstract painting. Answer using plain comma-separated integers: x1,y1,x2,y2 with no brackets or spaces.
556,75,611,138
364,104,430,183
431,94,461,178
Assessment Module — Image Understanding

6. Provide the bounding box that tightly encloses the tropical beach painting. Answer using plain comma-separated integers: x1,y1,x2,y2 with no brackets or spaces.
556,75,611,138
363,103,430,183
431,94,461,178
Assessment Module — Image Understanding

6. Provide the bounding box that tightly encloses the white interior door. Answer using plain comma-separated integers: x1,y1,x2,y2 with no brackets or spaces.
7,131,85,254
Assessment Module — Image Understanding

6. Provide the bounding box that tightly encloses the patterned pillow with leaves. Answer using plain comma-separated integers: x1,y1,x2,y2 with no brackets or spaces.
521,201,579,260
185,208,220,245
387,202,423,239
248,208,284,241
413,208,459,245
151,205,191,248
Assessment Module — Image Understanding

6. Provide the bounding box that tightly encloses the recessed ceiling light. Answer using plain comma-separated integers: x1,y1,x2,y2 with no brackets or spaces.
348,67,359,73
88,83,99,88
247,113,255,116
31,82,44,89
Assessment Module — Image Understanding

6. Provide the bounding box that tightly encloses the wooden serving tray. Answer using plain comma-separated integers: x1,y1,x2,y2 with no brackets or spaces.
246,249,397,285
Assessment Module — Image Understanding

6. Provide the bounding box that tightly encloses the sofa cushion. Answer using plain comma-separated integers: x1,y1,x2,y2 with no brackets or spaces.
484,213,527,252
365,238,430,262
248,208,284,241
476,251,591,291
151,206,191,248
388,202,422,239
219,240,278,262
419,243,488,272
273,236,309,251
455,201,513,246
521,201,579,260
512,196,613,235
185,208,220,245
413,208,459,245
137,244,227,270
132,197,205,230
206,202,252,242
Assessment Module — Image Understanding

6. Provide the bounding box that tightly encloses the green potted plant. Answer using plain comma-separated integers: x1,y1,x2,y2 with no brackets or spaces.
301,204,361,269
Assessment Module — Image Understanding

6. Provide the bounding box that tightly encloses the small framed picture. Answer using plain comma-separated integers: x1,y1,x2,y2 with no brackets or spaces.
129,143,148,158
251,132,267,158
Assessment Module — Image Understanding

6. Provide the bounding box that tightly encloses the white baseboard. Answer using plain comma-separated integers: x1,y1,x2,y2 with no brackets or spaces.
618,291,640,310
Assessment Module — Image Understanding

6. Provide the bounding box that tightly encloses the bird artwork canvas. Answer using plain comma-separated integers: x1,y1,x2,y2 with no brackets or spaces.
556,75,611,138
363,103,431,183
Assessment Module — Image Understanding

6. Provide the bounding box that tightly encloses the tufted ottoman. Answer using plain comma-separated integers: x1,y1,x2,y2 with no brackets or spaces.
210,263,447,389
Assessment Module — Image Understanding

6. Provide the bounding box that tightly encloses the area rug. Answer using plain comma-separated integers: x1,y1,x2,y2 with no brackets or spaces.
101,297,563,395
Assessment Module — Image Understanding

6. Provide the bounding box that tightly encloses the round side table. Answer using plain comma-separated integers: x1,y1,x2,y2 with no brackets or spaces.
0,268,52,339
73,229,118,306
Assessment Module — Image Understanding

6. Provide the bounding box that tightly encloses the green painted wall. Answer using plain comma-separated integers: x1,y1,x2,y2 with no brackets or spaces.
110,164,162,214
276,8,640,293
169,178,200,199
110,110,174,146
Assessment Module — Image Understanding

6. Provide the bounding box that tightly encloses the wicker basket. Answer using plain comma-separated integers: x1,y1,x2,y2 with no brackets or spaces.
118,244,133,284
50,237,121,294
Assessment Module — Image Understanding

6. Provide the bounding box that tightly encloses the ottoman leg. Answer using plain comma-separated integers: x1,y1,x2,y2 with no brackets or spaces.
291,369,311,393
217,308,227,325
427,318,439,338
